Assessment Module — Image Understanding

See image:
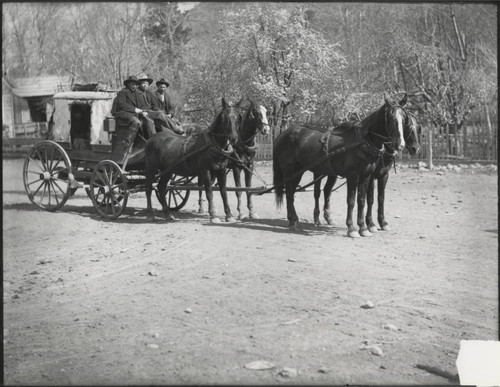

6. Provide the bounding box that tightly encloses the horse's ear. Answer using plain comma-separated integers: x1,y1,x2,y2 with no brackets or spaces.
384,92,395,106
222,98,227,108
399,93,408,106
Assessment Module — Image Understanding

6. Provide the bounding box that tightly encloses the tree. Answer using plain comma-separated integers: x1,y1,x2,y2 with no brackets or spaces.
184,3,346,129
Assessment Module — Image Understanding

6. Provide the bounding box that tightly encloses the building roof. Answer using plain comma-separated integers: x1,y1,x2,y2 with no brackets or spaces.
53,91,115,100
12,76,73,98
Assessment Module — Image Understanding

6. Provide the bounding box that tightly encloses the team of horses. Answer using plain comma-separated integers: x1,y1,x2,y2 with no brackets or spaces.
144,94,420,237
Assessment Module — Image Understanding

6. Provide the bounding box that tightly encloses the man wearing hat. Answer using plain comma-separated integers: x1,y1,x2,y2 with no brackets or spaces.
136,74,184,135
154,78,175,117
152,77,184,134
111,75,156,139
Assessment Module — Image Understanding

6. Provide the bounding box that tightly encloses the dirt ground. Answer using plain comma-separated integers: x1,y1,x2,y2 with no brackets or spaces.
3,156,498,385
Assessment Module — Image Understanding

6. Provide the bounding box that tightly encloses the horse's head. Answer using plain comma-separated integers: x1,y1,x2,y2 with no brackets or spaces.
383,93,406,152
247,100,271,136
217,97,239,145
404,111,421,156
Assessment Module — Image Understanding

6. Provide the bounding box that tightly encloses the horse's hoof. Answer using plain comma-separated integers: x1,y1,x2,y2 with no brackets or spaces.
147,216,155,222
165,213,177,221
380,224,391,231
249,212,260,219
314,220,321,227
368,226,378,233
237,214,246,220
324,214,336,226
348,230,361,238
210,217,222,224
226,217,236,223
360,229,372,237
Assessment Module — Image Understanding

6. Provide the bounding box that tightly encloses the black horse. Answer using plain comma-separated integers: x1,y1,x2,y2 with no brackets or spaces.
181,101,270,218
273,94,406,237
144,98,240,223
312,100,421,234
229,101,270,219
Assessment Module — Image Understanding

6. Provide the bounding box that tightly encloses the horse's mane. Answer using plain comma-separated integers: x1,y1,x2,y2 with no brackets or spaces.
361,103,385,127
208,109,225,133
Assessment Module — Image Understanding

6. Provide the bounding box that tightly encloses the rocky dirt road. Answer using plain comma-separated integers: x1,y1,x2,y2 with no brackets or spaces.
3,157,498,385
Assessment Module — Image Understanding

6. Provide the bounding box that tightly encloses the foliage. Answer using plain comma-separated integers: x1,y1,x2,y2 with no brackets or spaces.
183,3,346,128
1,2,496,136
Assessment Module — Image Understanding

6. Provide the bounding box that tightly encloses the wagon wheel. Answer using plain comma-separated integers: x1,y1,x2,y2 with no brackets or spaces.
89,160,128,219
23,140,73,212
155,174,191,211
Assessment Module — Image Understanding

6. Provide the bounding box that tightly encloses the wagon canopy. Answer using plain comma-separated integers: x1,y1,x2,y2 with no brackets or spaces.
50,91,116,145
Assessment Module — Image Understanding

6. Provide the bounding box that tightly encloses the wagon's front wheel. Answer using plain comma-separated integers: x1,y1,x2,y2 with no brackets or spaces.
89,160,128,219
155,174,191,211
23,140,73,212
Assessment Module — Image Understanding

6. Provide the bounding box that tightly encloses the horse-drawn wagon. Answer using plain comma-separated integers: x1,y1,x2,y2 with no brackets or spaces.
22,90,196,219
22,92,271,221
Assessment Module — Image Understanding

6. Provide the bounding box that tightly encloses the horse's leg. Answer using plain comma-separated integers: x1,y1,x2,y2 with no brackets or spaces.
286,174,302,231
366,176,378,233
145,167,156,222
357,177,372,237
245,167,259,219
377,173,391,231
233,166,244,219
346,177,360,238
201,171,219,223
323,175,337,226
158,173,176,221
217,169,236,223
197,176,205,214
313,174,322,226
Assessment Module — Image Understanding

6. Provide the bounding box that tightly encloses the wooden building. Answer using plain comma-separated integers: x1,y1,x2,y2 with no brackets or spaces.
2,75,73,138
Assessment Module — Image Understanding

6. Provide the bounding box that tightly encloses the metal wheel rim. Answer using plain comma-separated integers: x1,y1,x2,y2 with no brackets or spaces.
23,140,72,212
89,160,128,219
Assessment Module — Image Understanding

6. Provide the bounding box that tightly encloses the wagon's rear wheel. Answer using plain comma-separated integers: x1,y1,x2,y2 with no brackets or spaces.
89,160,128,219
155,174,191,211
23,140,73,212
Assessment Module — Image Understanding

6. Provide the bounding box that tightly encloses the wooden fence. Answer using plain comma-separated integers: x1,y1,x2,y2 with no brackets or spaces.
255,124,498,162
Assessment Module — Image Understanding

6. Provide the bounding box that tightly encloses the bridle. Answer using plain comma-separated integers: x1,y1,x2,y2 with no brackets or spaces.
237,106,269,151
207,108,238,156
368,104,406,150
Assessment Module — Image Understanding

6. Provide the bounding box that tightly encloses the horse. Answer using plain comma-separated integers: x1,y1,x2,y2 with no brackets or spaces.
312,100,421,233
180,101,270,218
273,93,406,237
144,98,240,223
228,100,270,219
364,110,420,232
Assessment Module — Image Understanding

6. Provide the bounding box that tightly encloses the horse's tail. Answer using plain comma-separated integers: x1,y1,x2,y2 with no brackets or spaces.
273,151,285,209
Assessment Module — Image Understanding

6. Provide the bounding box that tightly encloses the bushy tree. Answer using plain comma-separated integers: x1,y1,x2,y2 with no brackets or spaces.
184,3,347,129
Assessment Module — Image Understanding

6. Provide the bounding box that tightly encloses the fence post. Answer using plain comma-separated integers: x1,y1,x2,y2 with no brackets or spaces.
427,124,434,170
463,124,468,158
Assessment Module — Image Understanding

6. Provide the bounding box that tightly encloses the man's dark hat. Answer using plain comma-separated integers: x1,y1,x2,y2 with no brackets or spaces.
156,78,170,87
137,73,153,85
123,75,140,86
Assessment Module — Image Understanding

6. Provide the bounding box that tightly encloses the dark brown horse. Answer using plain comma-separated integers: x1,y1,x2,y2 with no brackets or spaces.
180,101,270,218
273,94,406,237
313,101,421,234
229,100,270,219
144,98,240,223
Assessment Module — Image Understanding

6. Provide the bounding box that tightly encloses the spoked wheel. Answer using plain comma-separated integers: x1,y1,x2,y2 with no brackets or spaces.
89,160,128,219
23,141,73,212
155,174,191,211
